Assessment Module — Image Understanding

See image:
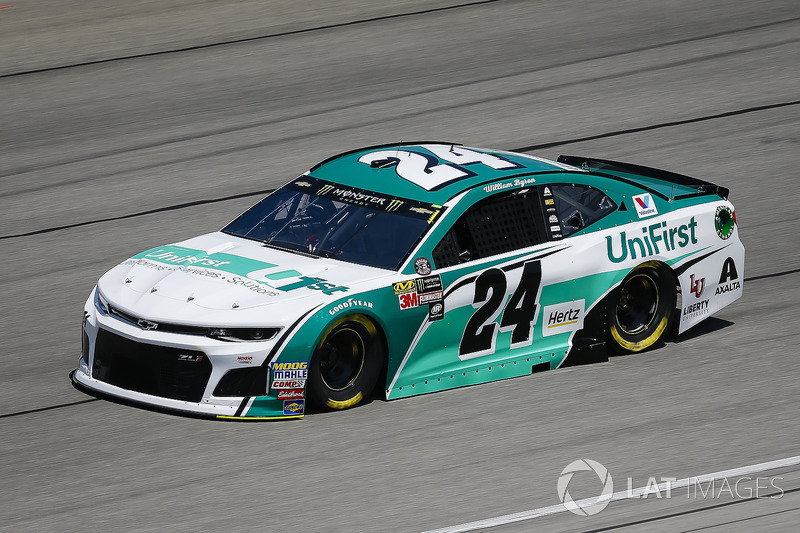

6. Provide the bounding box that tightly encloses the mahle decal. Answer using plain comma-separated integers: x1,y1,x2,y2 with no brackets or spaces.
607,217,698,263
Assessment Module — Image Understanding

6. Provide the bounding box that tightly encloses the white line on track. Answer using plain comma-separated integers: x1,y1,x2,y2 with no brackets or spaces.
423,455,800,533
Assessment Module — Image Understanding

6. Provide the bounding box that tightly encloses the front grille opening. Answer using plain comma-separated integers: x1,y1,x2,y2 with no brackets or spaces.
92,329,211,402
213,367,268,397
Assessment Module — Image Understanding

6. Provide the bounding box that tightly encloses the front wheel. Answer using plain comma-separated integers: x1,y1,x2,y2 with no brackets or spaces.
609,262,676,353
307,314,384,410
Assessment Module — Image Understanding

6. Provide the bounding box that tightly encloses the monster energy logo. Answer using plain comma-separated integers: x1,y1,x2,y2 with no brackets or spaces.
386,200,404,212
317,185,335,195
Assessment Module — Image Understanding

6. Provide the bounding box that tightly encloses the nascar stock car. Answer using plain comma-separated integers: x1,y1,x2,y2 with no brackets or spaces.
74,142,744,419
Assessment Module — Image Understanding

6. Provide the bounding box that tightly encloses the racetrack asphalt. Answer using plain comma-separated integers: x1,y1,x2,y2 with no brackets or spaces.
1,1,799,531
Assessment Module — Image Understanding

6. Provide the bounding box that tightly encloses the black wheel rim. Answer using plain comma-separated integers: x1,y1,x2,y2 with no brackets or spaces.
616,273,659,335
319,325,366,391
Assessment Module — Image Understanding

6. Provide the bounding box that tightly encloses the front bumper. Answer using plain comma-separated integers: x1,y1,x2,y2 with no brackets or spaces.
75,289,305,420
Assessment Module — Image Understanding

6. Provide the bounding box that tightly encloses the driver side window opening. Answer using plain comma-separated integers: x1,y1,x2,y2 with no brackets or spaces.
432,189,544,268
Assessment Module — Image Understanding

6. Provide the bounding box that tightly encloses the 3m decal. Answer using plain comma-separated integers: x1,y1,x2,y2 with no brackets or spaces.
399,292,419,310
607,217,698,263
542,300,585,337
283,400,305,415
459,260,542,359
689,274,706,298
632,193,658,218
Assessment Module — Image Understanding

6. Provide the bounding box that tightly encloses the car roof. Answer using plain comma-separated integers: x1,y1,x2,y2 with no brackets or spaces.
308,142,582,205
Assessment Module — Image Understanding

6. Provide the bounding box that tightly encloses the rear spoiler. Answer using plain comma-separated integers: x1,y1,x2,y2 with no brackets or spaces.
557,155,729,201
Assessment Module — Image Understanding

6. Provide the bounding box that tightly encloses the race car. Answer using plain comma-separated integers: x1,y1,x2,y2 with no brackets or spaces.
74,142,744,419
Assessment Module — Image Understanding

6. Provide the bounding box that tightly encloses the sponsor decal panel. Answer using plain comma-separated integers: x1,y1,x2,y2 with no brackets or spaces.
542,300,585,337
272,379,306,390
632,193,658,218
393,280,415,295
414,257,432,275
428,301,445,321
283,400,305,415
271,361,308,390
607,217,698,263
237,356,253,364
715,206,735,240
689,274,705,298
399,292,419,309
716,256,741,295
683,299,710,320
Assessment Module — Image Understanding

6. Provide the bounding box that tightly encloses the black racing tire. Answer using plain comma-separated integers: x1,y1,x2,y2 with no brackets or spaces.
307,314,384,410
609,261,676,353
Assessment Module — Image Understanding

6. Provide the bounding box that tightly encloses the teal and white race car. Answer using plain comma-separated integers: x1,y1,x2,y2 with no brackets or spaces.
74,142,744,419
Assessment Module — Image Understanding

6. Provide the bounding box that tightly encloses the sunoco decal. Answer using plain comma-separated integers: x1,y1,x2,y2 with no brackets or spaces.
283,400,305,415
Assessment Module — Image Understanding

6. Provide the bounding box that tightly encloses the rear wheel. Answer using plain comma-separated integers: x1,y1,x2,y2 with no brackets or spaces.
307,314,384,410
609,262,676,353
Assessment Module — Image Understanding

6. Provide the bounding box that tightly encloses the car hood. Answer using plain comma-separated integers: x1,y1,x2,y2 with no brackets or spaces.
97,232,390,326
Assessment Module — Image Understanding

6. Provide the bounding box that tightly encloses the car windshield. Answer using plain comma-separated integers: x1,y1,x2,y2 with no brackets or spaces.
222,177,445,270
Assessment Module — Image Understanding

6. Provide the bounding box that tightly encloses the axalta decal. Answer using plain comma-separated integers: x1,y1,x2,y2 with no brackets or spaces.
607,217,698,263
329,298,374,315
133,246,349,295
716,257,741,295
